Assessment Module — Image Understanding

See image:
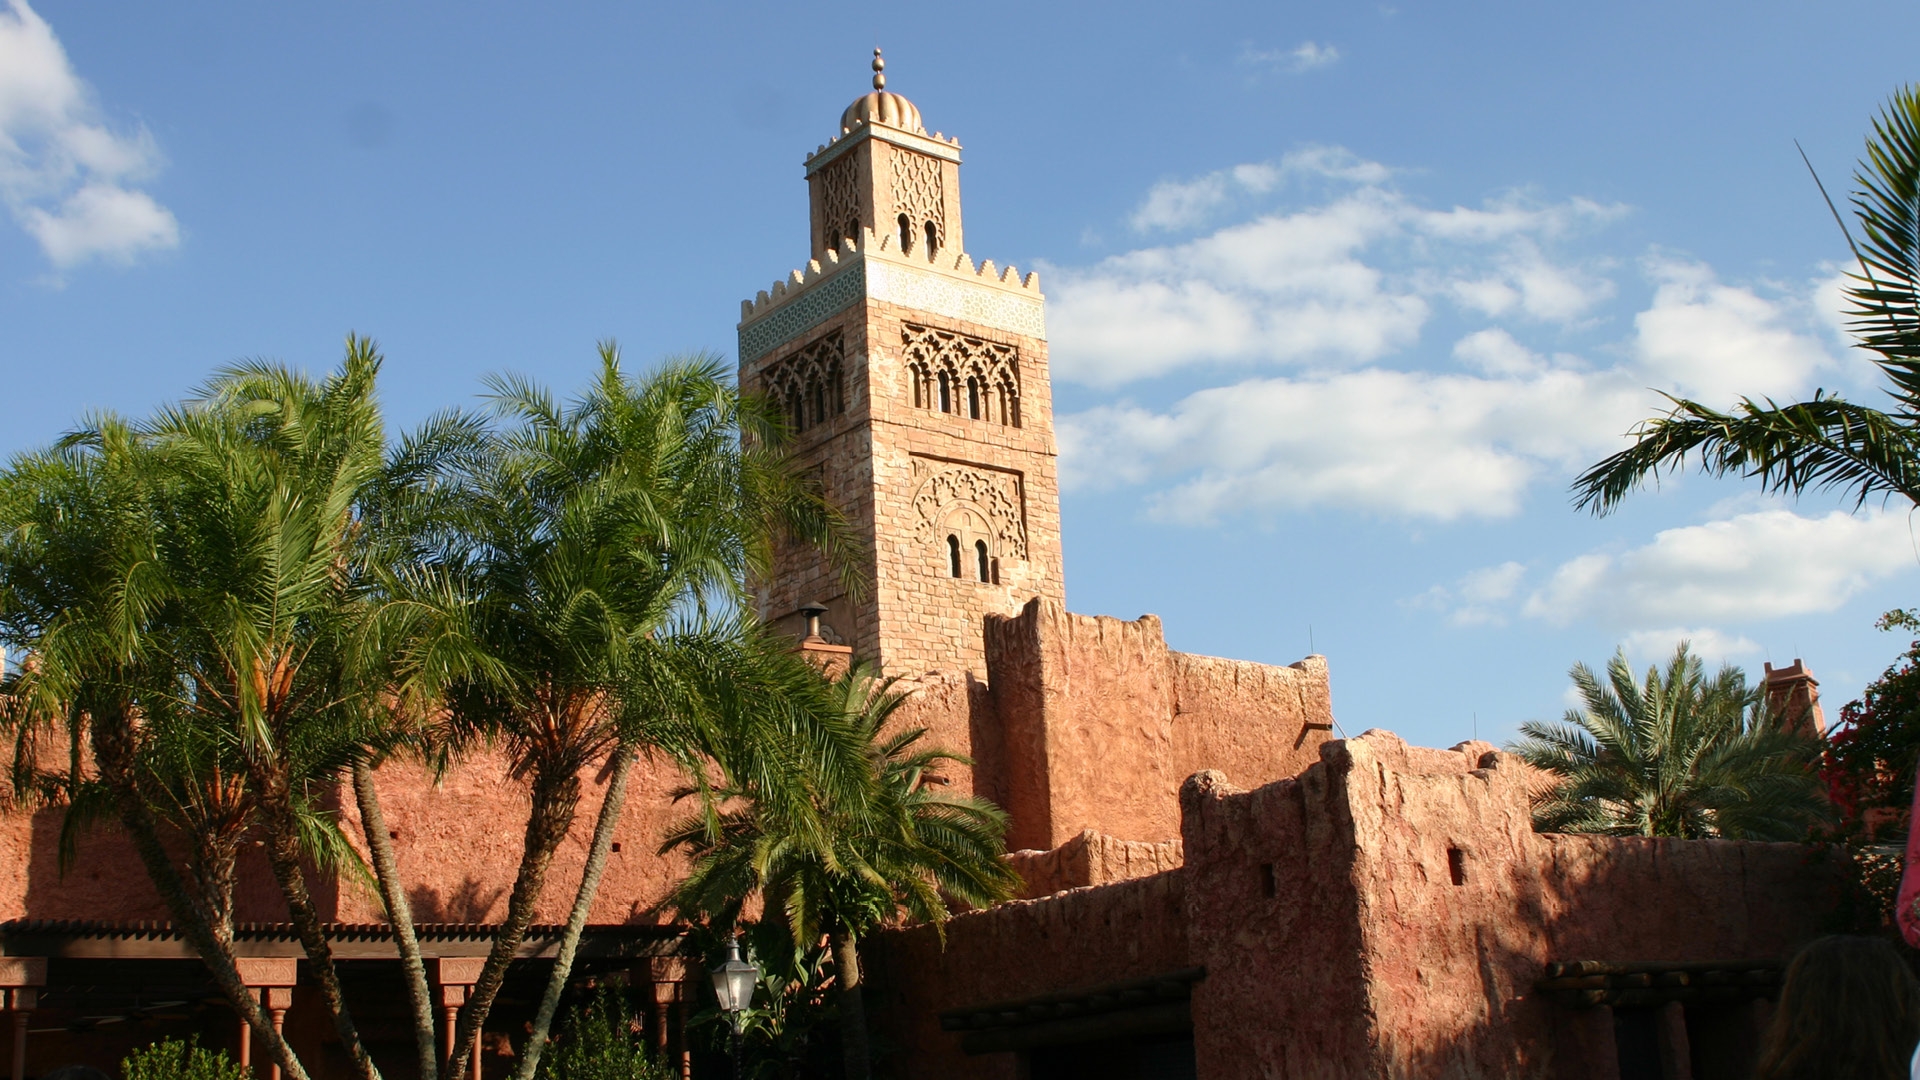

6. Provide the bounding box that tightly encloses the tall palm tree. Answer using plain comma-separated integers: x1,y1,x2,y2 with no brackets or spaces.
1573,86,1920,513
1507,644,1831,840
0,414,315,1080
387,346,861,1080
665,662,1021,1080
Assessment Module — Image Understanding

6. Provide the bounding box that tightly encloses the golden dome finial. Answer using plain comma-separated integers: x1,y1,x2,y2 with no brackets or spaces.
872,47,886,91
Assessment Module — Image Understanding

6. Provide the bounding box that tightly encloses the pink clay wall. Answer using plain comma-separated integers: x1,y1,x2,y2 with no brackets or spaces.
866,870,1190,1080
1181,731,1847,1080
1,749,695,926
329,750,692,924
1005,829,1183,899
981,598,1334,851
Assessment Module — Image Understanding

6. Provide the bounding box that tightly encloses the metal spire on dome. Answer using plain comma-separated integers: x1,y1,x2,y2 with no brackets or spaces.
872,47,886,91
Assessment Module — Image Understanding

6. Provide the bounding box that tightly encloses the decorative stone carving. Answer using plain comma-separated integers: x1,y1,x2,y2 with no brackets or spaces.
759,331,845,433
889,149,944,249
819,155,860,251
911,458,1027,562
867,258,1047,341
739,263,865,361
902,322,1020,426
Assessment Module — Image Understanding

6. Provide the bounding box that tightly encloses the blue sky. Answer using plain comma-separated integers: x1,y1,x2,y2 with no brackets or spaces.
4,1,1919,749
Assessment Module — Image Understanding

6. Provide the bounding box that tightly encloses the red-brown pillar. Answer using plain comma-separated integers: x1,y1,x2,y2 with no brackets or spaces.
235,959,298,1080
641,957,693,1080
429,959,487,1080
0,959,46,1080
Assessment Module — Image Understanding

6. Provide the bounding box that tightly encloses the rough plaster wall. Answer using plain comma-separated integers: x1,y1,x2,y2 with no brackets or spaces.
1170,651,1334,794
985,599,1335,852
1006,829,1184,899
866,870,1190,1080
1181,767,1374,1080
889,670,993,804
331,750,693,924
1183,730,1847,1080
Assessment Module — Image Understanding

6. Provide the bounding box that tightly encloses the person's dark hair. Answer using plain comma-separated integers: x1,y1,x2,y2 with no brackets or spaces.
1755,935,1920,1080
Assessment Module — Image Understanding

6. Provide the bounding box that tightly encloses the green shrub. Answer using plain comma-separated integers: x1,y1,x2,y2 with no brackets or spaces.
121,1039,250,1080
539,984,674,1080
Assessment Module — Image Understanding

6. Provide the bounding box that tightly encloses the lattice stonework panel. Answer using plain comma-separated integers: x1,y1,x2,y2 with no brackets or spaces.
911,459,1027,561
890,150,945,244
900,323,1021,427
760,331,846,434
819,156,861,249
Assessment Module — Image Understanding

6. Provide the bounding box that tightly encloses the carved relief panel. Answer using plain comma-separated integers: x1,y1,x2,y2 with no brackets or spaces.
759,331,846,435
818,156,861,251
910,457,1026,583
901,323,1021,427
889,149,946,254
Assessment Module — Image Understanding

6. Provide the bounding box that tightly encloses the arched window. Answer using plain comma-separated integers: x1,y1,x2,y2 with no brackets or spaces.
810,379,826,427
910,364,926,409
947,534,962,579
975,540,990,583
938,371,951,413
924,220,940,260
967,376,981,420
787,390,805,432
898,213,914,253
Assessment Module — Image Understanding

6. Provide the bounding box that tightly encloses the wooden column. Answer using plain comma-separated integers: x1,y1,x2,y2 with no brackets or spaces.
0,959,48,1080
429,958,487,1080
234,959,298,1080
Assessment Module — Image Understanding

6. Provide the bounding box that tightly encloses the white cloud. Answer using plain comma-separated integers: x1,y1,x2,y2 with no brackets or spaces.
1631,257,1834,405
1129,148,1384,233
1061,164,1622,387
1619,627,1762,666
1059,364,1652,521
1408,561,1528,626
0,0,178,270
1242,41,1342,74
1523,507,1920,626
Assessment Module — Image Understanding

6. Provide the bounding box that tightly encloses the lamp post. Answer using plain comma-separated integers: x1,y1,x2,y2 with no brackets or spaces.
710,933,759,1080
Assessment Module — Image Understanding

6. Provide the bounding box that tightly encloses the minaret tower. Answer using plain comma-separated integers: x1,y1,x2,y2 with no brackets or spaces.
738,50,1064,678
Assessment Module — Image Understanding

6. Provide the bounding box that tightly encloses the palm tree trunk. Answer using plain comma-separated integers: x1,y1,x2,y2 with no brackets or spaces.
830,930,871,1080
353,759,438,1080
447,768,580,1080
511,748,635,1080
253,766,384,1080
90,715,312,1080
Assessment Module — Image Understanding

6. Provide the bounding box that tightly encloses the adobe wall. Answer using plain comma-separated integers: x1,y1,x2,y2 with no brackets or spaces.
864,870,1190,1080
1,749,692,926
982,597,1334,852
1181,731,1848,1080
1005,830,1183,900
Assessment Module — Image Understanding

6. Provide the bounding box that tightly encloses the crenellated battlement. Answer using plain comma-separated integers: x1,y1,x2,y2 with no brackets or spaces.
806,118,963,165
738,225,1043,325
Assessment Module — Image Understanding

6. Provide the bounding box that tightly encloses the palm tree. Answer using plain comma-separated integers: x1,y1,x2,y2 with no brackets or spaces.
386,346,861,1080
1507,644,1831,840
1573,86,1920,513
0,414,314,1080
665,662,1021,1080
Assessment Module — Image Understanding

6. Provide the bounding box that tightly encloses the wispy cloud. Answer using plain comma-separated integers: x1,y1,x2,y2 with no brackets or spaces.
0,0,178,272
1050,151,1837,524
1242,41,1342,74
